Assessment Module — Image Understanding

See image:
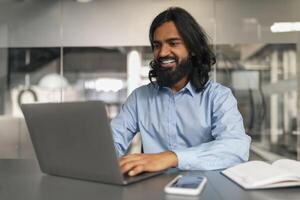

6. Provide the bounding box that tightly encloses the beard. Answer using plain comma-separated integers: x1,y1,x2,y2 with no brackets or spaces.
149,56,193,88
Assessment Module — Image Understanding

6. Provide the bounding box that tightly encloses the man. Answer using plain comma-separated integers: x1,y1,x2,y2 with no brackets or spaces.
111,7,251,177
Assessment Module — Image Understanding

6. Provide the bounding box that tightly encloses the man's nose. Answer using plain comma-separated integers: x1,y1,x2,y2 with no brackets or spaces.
158,44,171,58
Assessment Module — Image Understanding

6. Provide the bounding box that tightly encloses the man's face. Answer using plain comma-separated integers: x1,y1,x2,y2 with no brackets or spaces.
152,21,192,87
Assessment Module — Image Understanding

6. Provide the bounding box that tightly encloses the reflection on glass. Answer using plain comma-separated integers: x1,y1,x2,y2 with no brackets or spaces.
2,47,128,119
215,44,298,160
1,43,299,160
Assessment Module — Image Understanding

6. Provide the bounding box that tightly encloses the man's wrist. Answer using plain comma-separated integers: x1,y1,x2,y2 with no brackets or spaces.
162,151,178,168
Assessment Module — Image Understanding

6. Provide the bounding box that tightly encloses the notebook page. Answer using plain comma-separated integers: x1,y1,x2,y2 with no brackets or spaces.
273,159,300,177
223,161,298,188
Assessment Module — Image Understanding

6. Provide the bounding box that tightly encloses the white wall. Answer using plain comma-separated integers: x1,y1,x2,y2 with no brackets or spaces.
215,0,300,44
0,0,61,47
0,0,300,47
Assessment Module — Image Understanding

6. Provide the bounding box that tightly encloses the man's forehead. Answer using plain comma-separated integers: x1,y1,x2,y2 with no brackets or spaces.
153,21,182,41
153,37,181,43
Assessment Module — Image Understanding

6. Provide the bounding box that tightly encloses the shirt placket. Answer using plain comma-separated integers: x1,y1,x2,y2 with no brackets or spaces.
168,92,177,150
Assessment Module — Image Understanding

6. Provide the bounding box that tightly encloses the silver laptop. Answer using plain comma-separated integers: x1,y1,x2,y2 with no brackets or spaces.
21,101,162,185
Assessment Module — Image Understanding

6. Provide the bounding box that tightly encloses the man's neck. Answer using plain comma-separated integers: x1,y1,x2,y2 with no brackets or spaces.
170,76,189,93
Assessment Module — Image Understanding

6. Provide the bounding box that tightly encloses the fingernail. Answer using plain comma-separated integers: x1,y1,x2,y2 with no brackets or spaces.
129,171,134,176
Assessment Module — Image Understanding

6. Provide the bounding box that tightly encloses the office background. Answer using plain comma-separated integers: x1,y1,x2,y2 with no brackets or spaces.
0,0,300,162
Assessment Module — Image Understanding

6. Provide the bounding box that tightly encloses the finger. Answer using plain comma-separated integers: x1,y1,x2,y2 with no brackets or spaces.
120,155,138,165
120,153,142,161
119,154,142,166
128,165,145,176
121,160,143,174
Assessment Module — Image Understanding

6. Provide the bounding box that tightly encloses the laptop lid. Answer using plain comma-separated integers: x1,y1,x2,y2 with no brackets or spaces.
21,101,126,185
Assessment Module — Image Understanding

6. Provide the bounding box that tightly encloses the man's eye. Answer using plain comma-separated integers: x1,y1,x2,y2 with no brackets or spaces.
170,41,179,46
153,44,160,49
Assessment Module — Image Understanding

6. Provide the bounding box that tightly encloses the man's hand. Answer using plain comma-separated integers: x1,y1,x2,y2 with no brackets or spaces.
119,151,178,176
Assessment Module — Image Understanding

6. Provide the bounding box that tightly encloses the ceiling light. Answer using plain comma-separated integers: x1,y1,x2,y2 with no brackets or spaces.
271,22,300,33
75,0,93,3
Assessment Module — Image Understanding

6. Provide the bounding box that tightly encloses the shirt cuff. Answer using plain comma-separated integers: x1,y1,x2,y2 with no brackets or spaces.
173,149,193,170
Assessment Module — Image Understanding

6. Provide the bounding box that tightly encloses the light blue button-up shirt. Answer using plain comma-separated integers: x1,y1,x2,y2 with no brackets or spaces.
111,80,251,170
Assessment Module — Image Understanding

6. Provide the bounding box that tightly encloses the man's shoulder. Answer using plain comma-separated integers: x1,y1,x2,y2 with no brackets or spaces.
204,80,231,94
202,81,238,111
130,82,157,96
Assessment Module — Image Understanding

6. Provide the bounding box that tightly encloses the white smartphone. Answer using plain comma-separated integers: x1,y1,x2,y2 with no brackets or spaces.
164,175,207,196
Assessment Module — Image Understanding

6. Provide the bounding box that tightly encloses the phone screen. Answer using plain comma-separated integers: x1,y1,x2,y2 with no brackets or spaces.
170,175,204,189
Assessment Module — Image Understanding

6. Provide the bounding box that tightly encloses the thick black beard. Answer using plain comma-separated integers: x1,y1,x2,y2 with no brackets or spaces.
149,57,193,87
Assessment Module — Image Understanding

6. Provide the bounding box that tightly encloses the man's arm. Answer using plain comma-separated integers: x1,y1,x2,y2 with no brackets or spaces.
112,89,177,176
111,90,139,157
112,89,179,176
173,87,251,170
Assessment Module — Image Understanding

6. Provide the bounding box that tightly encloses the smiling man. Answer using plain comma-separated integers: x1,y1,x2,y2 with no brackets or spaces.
111,7,251,176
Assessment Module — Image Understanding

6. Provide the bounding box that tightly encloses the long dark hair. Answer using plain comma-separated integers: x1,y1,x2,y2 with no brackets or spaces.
149,7,216,92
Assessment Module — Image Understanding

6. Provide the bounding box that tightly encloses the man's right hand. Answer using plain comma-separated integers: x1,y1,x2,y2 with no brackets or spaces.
119,151,178,176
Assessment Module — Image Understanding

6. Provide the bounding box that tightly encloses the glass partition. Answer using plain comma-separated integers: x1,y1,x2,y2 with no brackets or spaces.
215,44,298,159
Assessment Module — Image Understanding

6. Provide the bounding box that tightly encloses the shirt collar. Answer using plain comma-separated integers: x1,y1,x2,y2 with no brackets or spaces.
184,81,197,97
154,81,197,97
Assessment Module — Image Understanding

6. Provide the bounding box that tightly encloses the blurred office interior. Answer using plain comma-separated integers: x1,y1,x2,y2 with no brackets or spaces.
0,0,300,162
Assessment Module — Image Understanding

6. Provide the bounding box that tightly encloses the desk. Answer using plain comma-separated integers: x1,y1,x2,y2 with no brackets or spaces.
1,159,300,200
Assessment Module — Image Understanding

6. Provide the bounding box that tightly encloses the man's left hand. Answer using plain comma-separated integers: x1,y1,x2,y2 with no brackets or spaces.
119,151,178,176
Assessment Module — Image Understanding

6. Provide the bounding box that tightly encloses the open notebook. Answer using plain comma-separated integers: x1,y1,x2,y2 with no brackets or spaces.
222,159,300,189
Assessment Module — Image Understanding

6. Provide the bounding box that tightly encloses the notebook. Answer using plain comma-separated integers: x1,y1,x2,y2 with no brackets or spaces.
222,159,300,189
21,101,162,185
